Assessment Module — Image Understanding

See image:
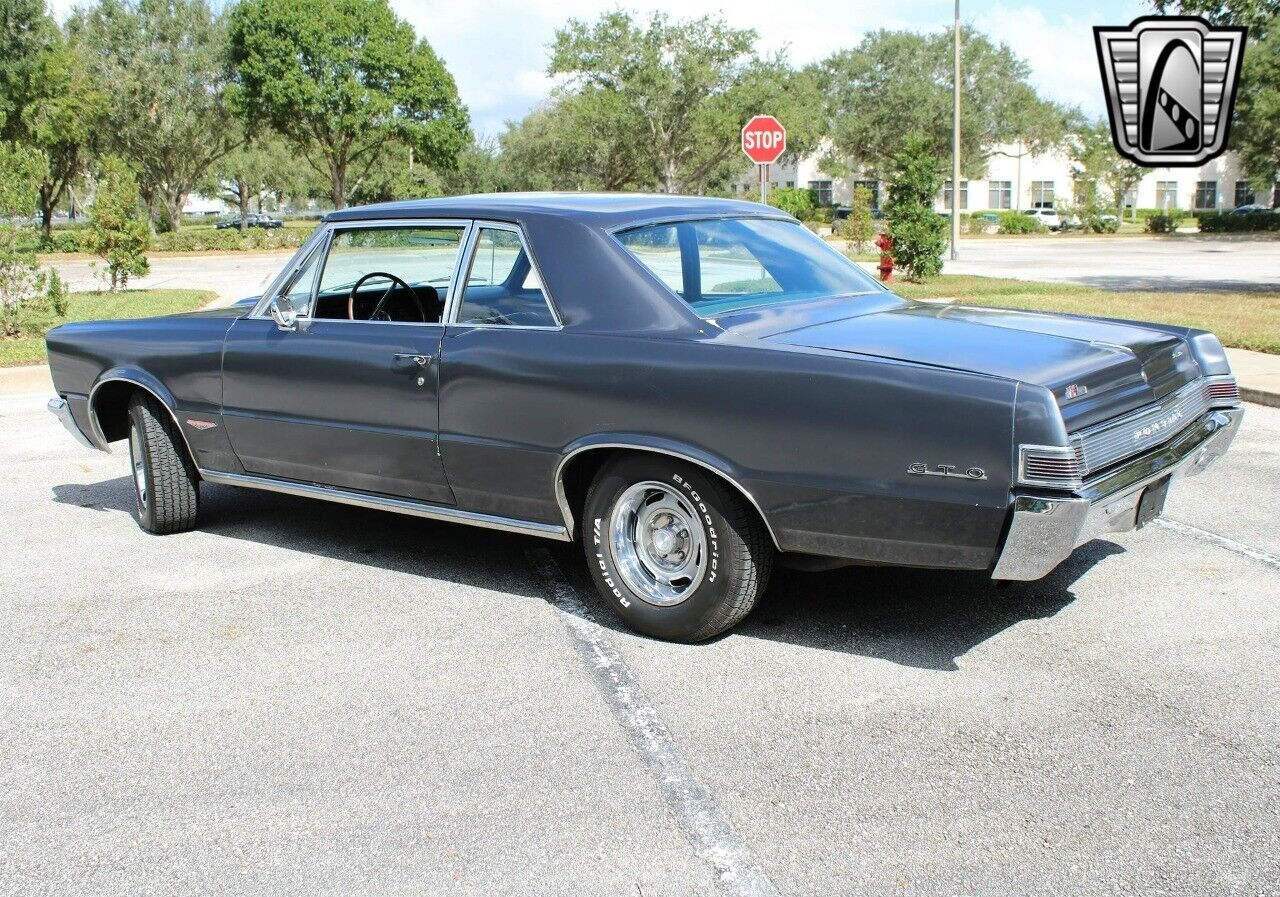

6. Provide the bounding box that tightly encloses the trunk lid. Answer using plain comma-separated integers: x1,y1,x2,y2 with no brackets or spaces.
754,301,1201,431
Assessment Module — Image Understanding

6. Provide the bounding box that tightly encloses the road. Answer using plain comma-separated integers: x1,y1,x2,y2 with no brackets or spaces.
2,394,1277,896
45,251,294,305
944,235,1280,292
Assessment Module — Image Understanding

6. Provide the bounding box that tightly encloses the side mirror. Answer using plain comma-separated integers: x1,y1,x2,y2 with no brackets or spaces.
268,295,297,331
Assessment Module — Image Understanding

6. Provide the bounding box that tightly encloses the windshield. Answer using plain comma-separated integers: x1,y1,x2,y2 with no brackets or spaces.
615,217,884,316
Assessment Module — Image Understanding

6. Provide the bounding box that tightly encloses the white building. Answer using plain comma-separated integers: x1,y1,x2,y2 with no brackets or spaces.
735,142,1279,214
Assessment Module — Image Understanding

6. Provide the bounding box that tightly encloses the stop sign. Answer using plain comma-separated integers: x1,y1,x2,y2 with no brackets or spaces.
741,115,787,165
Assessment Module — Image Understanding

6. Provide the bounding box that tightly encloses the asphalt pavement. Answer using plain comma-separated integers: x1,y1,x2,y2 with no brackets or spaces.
2,393,1278,895
943,235,1280,293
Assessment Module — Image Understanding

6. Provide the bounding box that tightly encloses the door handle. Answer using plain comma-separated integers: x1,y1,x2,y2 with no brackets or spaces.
392,353,431,368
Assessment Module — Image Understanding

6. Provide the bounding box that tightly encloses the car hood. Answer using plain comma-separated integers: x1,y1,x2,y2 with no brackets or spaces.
758,301,1202,430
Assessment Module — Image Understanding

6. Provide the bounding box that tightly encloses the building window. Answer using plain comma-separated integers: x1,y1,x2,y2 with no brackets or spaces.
1234,180,1255,208
1030,181,1055,208
784,181,794,189
1123,186,1137,209
853,180,880,210
1194,181,1218,209
942,179,969,210
1156,181,1178,209
808,180,833,206
1274,182,1280,208
988,180,1012,209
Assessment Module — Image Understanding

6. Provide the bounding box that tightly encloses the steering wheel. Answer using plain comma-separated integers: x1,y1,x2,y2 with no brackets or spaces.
347,271,425,322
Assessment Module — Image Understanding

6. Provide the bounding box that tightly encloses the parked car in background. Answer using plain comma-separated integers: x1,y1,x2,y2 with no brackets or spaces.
216,213,284,230
44,194,1243,642
1229,203,1274,216
1023,208,1063,231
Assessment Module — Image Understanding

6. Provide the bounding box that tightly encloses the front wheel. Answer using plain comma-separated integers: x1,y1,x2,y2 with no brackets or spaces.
582,455,773,642
127,393,199,534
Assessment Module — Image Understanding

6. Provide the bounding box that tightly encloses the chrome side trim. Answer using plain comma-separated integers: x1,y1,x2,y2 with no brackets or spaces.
86,377,196,459
47,396,98,451
552,443,783,551
200,469,571,541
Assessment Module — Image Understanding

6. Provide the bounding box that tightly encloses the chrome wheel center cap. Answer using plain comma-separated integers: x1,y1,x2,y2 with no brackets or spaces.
651,527,678,557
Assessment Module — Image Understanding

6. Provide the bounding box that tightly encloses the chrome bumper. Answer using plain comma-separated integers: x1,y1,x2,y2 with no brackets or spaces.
992,407,1243,580
48,396,97,450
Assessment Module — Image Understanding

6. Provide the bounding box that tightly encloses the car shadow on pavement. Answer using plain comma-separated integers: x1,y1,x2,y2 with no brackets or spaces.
53,476,1124,672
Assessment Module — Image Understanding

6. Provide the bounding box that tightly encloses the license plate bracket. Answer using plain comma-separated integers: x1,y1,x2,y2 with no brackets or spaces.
1136,475,1171,528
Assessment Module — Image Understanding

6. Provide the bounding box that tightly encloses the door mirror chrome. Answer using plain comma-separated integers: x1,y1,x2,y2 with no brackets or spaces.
268,296,297,331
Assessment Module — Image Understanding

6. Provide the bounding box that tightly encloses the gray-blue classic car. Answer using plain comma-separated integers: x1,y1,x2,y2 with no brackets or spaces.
46,194,1243,641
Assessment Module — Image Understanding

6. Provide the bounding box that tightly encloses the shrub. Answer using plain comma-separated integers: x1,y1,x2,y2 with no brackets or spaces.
768,187,816,221
997,211,1047,234
0,142,48,336
885,136,947,280
85,158,150,290
1197,211,1280,233
839,184,876,252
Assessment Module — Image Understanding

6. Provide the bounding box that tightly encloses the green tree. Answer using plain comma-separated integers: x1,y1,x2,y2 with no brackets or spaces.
86,158,150,291
0,141,47,335
1153,2,1279,190
500,89,650,192
549,11,823,194
207,132,294,230
0,0,104,242
813,28,1073,180
1071,122,1145,226
69,0,241,231
885,135,947,281
841,184,876,252
229,0,470,209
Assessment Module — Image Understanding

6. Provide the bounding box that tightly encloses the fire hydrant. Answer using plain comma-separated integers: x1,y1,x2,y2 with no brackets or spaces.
875,232,894,283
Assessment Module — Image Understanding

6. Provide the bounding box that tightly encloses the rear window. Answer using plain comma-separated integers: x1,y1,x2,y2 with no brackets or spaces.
615,217,883,316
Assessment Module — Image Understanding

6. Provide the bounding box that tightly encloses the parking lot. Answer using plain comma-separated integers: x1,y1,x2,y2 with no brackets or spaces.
2,392,1278,895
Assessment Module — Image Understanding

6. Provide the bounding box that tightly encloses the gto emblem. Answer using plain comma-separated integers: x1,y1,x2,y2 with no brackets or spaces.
908,462,987,480
1063,383,1088,401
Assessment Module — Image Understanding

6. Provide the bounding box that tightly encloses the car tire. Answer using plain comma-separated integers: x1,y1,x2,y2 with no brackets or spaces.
127,392,199,534
582,455,773,642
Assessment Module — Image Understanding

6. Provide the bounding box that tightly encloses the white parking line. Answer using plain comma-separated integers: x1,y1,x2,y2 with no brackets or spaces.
526,548,782,897
1154,517,1280,572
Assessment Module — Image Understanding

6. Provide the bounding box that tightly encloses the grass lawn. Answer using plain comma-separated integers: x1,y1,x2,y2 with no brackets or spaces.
1,288,215,367
893,275,1280,355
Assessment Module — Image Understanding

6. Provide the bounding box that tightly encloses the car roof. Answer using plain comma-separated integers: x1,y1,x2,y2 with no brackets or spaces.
325,192,791,230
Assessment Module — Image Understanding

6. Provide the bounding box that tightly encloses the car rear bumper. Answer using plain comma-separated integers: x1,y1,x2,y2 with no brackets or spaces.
991,407,1243,580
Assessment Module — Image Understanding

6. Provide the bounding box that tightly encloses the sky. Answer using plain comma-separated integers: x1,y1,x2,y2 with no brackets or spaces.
394,0,1152,138
51,0,1154,139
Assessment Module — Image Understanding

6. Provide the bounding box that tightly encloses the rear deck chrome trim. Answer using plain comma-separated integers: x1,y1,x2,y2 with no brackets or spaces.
199,469,571,541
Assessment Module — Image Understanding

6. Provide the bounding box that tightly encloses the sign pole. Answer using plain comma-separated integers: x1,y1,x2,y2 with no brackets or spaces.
761,164,769,205
950,0,961,261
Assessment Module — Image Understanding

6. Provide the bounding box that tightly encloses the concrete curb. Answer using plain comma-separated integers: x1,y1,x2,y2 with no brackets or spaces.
0,364,52,397
1240,387,1280,410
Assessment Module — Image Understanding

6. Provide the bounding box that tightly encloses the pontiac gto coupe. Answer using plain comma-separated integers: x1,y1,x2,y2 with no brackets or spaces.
46,194,1243,641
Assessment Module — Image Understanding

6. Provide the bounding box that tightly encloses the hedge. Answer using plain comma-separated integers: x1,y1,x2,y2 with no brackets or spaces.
34,226,308,253
1197,211,1280,233
996,211,1047,234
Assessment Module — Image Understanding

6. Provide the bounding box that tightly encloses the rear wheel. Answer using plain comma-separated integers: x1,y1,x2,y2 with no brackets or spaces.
127,393,199,534
582,455,772,642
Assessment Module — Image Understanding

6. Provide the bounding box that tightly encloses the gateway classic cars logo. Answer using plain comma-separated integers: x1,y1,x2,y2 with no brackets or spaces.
1094,16,1247,166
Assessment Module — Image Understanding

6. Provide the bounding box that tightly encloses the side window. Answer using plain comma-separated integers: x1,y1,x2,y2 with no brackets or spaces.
312,226,466,323
456,227,557,327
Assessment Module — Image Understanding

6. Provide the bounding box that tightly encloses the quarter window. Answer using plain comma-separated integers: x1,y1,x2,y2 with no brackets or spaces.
456,227,557,327
279,244,324,315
